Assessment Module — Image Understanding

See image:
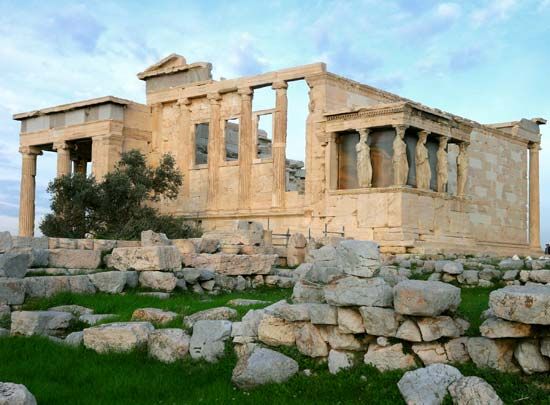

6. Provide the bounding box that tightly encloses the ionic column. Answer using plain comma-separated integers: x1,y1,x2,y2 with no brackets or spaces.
272,81,288,208
18,146,42,237
238,87,253,209
325,132,338,191
53,141,72,177
207,92,222,210
529,142,541,248
456,142,469,197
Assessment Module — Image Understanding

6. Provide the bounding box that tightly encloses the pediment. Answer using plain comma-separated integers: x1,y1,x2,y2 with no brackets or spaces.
142,53,187,73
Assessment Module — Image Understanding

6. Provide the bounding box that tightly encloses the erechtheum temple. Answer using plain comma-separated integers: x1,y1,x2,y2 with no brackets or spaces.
13,54,545,255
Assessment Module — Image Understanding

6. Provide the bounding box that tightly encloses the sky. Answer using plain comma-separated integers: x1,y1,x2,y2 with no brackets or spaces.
0,0,549,245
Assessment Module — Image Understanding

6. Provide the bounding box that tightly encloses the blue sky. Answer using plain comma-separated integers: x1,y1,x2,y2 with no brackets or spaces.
0,0,549,245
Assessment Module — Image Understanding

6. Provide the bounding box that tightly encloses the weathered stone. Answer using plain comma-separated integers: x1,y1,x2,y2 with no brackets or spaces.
0,382,37,405
89,271,130,293
436,260,463,275
268,302,310,322
417,316,462,342
479,268,501,281
324,276,393,307
514,339,550,374
137,292,170,299
189,320,232,362
92,239,117,252
337,307,365,334
397,363,463,405
200,279,215,290
295,323,329,357
337,240,380,278
320,326,364,350
141,230,171,247
83,322,154,353
287,233,307,267
182,253,276,275
0,253,30,278
148,328,190,363
502,270,519,281
444,337,471,363
489,285,550,325
258,315,297,346
395,320,422,342
109,246,181,271
292,279,325,303
328,349,354,374
227,299,270,306
0,278,25,305
467,337,519,372
393,280,461,316
480,317,533,338
412,342,448,365
309,304,337,325
48,249,101,269
25,275,96,298
171,239,197,255
80,314,116,325
198,238,219,253
359,307,399,337
541,337,550,357
132,308,178,325
363,343,416,371
304,246,344,284
448,376,503,405
529,270,550,284
11,311,73,337
378,266,407,286
231,309,266,340
231,347,299,389
498,258,524,270
0,304,10,320
64,331,84,346
48,305,93,316
183,307,237,328
457,270,478,285
138,271,177,292
0,231,13,253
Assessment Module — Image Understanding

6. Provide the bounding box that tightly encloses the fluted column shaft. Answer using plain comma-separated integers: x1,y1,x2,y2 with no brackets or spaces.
18,146,42,236
207,92,222,210
54,141,72,177
272,81,288,208
238,87,253,209
529,142,541,248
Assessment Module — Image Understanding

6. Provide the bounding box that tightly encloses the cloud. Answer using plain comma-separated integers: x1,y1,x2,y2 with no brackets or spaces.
449,46,486,71
398,2,462,40
471,0,517,26
226,33,269,76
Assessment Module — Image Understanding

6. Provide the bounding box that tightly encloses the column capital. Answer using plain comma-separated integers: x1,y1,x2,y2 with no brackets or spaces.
176,97,192,106
528,142,541,151
356,128,371,136
53,141,71,151
19,146,42,156
393,124,408,137
237,86,253,96
207,92,222,103
272,81,288,90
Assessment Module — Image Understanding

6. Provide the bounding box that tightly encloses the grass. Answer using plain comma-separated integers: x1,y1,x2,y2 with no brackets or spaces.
1,287,549,404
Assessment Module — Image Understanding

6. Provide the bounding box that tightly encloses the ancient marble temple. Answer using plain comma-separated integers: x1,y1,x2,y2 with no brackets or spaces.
13,54,545,255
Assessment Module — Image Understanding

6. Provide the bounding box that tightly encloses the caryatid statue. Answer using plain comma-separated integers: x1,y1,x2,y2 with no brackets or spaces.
392,125,408,186
436,136,449,192
415,130,431,190
457,142,469,196
356,128,372,188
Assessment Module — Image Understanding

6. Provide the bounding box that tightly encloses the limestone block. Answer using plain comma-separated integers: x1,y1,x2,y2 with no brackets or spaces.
359,307,399,337
480,317,533,338
542,338,550,357
0,278,25,305
138,272,177,292
378,266,407,287
295,323,329,357
25,276,96,298
64,331,84,346
435,260,463,275
416,316,462,342
498,259,524,270
336,240,380,278
479,268,501,281
457,270,479,285
48,249,101,269
309,304,337,325
393,280,461,316
48,305,93,316
395,319,422,342
88,271,130,293
93,239,117,252
148,328,190,363
398,364,463,405
0,304,10,319
182,253,276,275
189,320,232,362
268,302,311,322
292,280,325,303
514,340,550,374
337,307,365,334
305,246,344,284
502,270,519,281
183,307,237,328
11,310,73,337
412,342,448,365
140,230,171,247
444,337,471,363
0,382,37,405
79,314,115,326
83,322,154,353
198,238,219,253
0,231,13,253
231,347,299,389
328,349,355,374
448,376,503,405
489,285,550,325
231,309,266,340
287,233,307,267
109,246,181,271
363,343,416,371
132,308,178,325
466,337,519,372
319,326,364,351
0,252,30,278
528,270,550,284
324,276,393,307
171,239,197,255
11,236,48,250
258,315,297,347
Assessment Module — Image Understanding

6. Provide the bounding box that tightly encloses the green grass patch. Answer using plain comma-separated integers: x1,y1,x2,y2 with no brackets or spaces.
456,286,496,336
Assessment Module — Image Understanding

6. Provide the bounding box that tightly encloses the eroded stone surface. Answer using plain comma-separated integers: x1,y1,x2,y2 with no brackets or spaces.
189,320,232,362
132,308,178,325
0,382,37,405
138,271,177,292
109,246,181,271
363,343,416,371
448,376,503,405
489,285,550,325
148,328,190,363
48,249,101,269
324,276,393,307
467,337,519,372
398,364,463,405
514,339,550,374
83,322,154,353
183,307,237,328
11,310,73,337
393,280,461,316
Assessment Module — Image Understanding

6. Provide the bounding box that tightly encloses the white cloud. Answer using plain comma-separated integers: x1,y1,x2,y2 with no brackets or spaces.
0,215,18,234
471,0,517,26
436,3,462,19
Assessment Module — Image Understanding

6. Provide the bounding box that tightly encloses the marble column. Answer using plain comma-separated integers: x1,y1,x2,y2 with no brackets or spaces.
392,125,409,186
207,92,222,210
436,136,449,192
238,87,253,209
456,142,469,197
529,142,541,248
54,141,72,177
272,81,288,208
415,130,431,190
18,146,42,237
177,97,192,198
326,132,338,191
356,128,372,188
